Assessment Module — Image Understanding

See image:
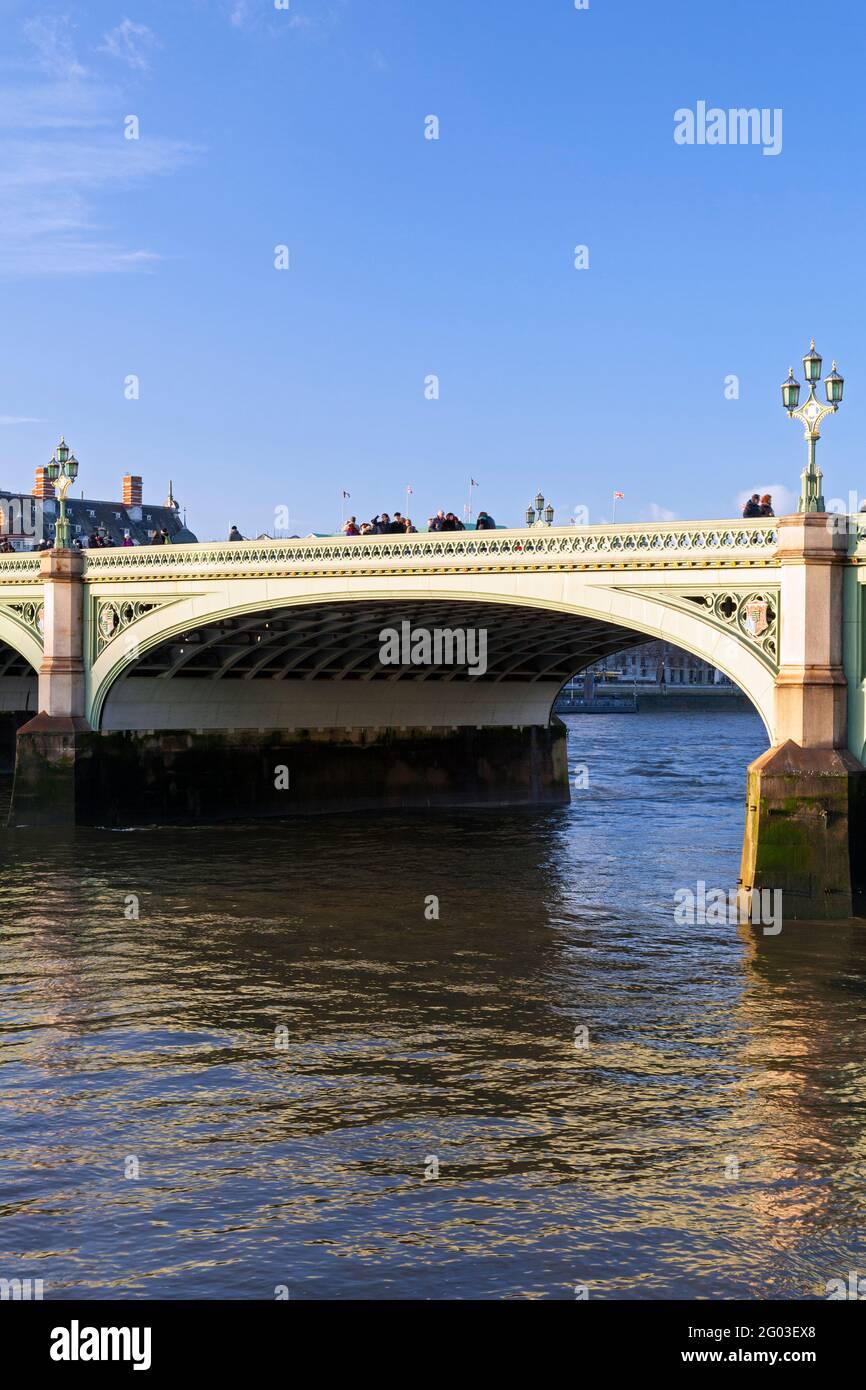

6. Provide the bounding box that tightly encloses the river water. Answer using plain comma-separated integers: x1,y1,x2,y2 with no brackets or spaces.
2,707,866,1300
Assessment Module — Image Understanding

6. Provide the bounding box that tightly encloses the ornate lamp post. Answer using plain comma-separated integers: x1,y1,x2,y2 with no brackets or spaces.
781,341,844,513
45,438,79,549
525,492,555,527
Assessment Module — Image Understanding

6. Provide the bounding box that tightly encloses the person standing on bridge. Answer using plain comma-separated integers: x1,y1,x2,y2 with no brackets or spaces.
228,525,244,541
475,510,495,530
759,494,774,517
742,494,761,518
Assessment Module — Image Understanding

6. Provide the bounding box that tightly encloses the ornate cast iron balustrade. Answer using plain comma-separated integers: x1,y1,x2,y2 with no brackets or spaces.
0,552,44,582
80,521,780,579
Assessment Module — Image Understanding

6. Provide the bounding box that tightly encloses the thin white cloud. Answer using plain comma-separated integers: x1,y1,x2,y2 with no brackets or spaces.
648,502,678,522
0,22,200,276
99,20,161,73
227,1,334,33
0,135,198,274
0,80,115,130
0,416,41,425
22,15,88,79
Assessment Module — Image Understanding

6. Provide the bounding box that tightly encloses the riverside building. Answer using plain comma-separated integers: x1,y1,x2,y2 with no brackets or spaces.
0,470,196,549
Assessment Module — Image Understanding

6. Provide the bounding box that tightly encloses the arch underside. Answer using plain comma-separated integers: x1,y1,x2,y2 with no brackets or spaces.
0,635,37,712
100,597,765,733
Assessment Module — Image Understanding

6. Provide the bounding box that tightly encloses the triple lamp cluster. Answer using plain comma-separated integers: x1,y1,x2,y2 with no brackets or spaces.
525,492,555,528
781,342,844,515
46,436,80,549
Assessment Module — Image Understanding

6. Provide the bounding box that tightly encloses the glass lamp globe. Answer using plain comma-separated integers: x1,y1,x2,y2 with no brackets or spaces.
825,363,844,406
781,369,801,411
803,341,823,385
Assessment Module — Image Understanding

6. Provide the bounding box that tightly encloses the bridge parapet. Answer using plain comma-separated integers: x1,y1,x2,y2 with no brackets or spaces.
0,552,43,583
79,519,779,580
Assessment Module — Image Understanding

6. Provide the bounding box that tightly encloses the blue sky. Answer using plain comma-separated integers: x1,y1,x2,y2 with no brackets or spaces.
1,0,865,539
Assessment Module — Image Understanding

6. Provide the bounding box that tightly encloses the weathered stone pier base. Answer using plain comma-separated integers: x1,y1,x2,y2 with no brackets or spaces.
739,742,866,920
7,720,570,827
0,710,33,775
735,514,866,922
9,714,93,827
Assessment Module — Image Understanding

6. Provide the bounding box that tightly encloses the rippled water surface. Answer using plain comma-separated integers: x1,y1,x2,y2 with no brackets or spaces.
3,708,866,1300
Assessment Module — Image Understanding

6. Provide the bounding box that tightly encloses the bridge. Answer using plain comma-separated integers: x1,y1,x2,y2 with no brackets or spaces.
1,513,864,919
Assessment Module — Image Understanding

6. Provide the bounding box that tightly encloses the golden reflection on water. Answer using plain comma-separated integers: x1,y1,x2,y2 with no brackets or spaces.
2,712,866,1298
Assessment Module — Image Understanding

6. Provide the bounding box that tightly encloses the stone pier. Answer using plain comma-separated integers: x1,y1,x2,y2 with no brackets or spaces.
13,722,569,827
10,549,90,827
739,516,866,919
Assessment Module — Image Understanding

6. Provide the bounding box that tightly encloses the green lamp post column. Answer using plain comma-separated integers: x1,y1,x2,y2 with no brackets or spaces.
781,341,845,514
45,437,80,549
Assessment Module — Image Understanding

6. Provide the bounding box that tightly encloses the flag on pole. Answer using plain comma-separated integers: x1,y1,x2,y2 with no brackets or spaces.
468,477,479,525
406,486,413,495
613,491,624,500
342,490,351,499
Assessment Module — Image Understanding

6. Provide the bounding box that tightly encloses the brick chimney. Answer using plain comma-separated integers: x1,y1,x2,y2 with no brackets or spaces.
34,466,55,499
123,474,143,507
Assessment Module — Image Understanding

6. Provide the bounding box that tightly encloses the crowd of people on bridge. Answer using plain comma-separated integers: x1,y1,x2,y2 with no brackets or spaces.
742,493,775,518
340,508,496,536
220,511,498,541
342,513,416,535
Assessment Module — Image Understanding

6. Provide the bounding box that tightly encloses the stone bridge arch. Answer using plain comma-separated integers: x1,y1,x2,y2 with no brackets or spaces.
0,606,42,708
0,606,43,678
0,609,41,772
88,575,777,737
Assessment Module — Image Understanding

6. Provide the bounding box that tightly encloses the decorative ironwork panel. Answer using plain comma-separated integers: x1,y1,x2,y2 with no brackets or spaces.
0,599,45,646
639,587,780,672
94,599,164,654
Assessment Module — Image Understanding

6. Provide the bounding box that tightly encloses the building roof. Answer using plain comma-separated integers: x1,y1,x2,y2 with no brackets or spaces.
63,497,196,546
0,488,197,548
